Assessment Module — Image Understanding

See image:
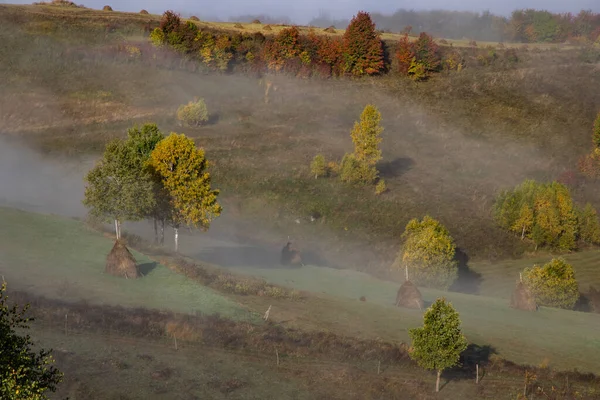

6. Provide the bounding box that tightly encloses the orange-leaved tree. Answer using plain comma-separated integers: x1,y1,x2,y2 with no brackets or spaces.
342,11,384,76
149,133,222,252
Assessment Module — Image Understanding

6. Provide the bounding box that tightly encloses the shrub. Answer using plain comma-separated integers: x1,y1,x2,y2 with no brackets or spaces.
339,153,377,185
102,5,112,11
176,98,209,127
375,179,387,195
310,154,327,178
395,215,458,290
350,104,383,167
408,57,427,81
523,258,579,309
160,10,182,35
494,180,578,251
412,32,441,73
140,9,149,14
149,27,165,46
342,11,384,76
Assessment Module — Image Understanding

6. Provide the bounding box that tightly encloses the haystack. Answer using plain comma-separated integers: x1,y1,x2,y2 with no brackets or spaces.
102,5,112,11
139,9,149,14
396,280,424,310
280,242,302,266
510,281,537,311
106,239,140,279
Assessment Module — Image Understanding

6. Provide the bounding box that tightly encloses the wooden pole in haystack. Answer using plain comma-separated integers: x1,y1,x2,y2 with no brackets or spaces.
405,265,409,282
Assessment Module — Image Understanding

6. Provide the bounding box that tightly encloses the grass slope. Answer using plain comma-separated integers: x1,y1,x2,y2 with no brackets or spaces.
0,206,256,322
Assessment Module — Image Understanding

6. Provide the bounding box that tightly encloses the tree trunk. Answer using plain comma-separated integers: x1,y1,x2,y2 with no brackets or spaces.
153,218,158,245
521,225,526,240
174,227,179,253
436,370,441,393
160,219,165,245
114,219,120,240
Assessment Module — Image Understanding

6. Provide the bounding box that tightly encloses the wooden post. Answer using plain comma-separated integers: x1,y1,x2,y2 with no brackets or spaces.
476,363,479,384
64,313,68,335
377,360,381,375
275,348,280,366
174,336,178,351
405,265,409,282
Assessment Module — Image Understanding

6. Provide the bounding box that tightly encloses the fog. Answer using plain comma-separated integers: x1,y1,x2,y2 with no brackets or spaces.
2,0,599,24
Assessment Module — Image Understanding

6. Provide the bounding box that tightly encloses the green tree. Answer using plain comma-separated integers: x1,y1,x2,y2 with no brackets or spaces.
310,154,327,179
409,298,468,393
523,258,579,309
339,152,378,185
0,283,63,399
578,203,600,245
176,98,209,127
83,138,155,239
350,104,383,167
396,215,458,290
342,11,384,76
149,133,222,252
493,179,578,251
124,123,167,245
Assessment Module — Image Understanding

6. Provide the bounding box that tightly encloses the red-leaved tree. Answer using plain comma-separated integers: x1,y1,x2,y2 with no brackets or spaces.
396,33,415,75
342,11,384,76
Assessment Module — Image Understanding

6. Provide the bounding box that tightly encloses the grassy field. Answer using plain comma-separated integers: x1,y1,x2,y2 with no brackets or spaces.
0,206,257,322
3,205,600,376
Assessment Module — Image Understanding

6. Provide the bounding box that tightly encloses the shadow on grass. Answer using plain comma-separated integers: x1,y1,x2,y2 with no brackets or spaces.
377,157,414,178
139,262,158,276
449,248,482,295
439,344,497,391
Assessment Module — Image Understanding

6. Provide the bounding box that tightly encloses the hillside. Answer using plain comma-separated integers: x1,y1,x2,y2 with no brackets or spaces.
1,2,600,278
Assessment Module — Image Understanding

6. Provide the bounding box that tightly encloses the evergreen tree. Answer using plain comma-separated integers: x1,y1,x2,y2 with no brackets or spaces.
342,11,384,76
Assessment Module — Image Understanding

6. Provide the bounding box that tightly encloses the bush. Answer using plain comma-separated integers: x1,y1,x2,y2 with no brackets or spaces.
395,215,458,290
523,258,579,309
160,10,182,35
310,154,327,178
149,27,165,47
176,98,209,127
339,153,377,185
375,179,387,195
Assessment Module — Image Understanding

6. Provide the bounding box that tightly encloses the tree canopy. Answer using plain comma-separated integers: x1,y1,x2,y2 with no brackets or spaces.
396,215,458,290
148,133,222,251
523,258,580,309
83,137,155,238
409,298,468,392
0,283,63,399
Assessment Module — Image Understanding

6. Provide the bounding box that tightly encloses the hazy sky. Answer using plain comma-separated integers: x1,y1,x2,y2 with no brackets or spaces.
3,0,600,23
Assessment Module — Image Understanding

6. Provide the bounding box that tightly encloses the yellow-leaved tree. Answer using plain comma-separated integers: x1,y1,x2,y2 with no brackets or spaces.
149,133,222,252
522,258,579,310
395,215,458,290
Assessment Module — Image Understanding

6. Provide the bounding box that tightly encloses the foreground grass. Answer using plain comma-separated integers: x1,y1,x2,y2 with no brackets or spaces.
0,206,257,322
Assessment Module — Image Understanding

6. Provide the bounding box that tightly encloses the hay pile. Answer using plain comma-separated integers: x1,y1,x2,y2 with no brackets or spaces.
395,280,423,310
510,281,537,311
280,242,302,266
139,9,149,14
102,5,112,11
106,239,140,279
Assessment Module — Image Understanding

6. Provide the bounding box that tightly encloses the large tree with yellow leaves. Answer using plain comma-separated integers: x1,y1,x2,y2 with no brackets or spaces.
148,133,222,252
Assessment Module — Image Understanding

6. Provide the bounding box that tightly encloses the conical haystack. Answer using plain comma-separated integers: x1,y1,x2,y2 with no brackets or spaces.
106,239,140,279
510,281,537,311
396,280,424,310
281,242,302,266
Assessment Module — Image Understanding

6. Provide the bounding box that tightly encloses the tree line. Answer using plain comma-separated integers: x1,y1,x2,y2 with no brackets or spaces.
310,8,600,44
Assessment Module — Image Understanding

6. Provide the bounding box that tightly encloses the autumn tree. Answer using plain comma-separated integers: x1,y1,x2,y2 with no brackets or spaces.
578,203,600,245
409,298,468,393
342,11,384,76
579,111,600,179
310,154,327,178
395,215,458,290
148,133,222,252
523,258,579,309
124,123,167,245
83,138,155,239
0,282,63,399
494,180,579,251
